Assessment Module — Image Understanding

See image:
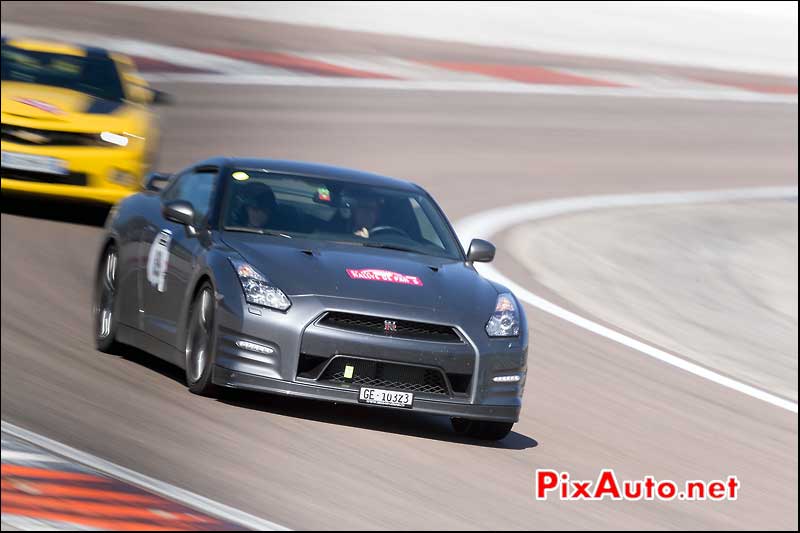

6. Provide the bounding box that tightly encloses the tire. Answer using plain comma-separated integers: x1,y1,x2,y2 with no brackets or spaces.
93,244,121,353
184,282,218,396
451,417,514,441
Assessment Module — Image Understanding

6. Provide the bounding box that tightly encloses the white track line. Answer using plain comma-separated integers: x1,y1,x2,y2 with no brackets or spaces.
1,420,290,531
141,73,799,104
1,514,100,531
0,450,65,463
455,186,799,414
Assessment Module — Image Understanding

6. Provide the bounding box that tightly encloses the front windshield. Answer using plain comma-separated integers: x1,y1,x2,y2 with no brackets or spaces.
1,44,125,102
222,169,464,260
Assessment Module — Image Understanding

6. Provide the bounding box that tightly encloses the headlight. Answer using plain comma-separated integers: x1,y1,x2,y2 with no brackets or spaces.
485,293,520,337
100,131,129,147
229,258,291,311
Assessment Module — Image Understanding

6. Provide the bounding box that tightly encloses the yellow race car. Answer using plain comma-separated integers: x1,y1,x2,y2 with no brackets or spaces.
1,38,162,204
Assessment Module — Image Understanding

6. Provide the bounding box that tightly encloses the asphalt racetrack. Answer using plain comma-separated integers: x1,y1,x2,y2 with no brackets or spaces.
1,3,797,530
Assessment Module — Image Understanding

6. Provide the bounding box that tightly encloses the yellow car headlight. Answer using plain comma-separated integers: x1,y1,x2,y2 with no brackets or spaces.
100,131,129,147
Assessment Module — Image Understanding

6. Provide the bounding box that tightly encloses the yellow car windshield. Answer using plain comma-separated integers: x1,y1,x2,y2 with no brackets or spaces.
1,44,125,102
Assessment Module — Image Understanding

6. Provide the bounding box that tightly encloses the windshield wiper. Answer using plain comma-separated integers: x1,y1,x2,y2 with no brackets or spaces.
361,242,425,254
224,226,292,239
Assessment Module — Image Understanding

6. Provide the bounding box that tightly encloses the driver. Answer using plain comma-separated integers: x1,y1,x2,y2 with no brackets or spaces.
348,190,382,239
237,182,277,229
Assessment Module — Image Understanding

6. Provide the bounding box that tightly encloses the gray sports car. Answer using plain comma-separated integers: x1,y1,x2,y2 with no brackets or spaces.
94,157,528,440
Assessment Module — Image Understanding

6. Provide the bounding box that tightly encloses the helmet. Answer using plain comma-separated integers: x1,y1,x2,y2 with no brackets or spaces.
231,182,276,227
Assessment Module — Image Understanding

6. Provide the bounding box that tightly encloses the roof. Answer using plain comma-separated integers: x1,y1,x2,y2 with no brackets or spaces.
203,157,423,193
1,38,108,58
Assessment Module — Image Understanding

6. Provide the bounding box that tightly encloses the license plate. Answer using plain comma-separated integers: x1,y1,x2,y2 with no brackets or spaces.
358,387,414,408
1,151,67,175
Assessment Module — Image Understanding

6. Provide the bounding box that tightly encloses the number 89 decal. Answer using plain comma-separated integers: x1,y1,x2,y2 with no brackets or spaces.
146,229,172,292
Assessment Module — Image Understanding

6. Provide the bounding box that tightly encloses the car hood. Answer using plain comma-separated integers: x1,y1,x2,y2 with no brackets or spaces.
222,233,500,313
1,81,141,131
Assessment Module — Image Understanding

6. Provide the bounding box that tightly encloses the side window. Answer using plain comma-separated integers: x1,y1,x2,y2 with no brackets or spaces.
162,167,217,225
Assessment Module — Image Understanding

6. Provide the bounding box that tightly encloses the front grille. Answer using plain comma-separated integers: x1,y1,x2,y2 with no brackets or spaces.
1,168,87,186
2,124,100,146
318,357,450,395
319,311,463,343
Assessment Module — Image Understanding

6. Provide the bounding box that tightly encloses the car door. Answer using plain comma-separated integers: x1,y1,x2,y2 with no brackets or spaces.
141,165,218,347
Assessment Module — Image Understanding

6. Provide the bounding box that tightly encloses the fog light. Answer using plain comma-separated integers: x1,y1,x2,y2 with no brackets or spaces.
235,340,274,355
492,374,521,383
108,169,138,187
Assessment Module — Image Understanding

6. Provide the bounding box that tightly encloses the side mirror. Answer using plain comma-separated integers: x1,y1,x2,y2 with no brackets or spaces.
151,89,172,105
145,172,171,192
127,84,172,106
467,238,496,264
126,84,153,105
162,200,195,227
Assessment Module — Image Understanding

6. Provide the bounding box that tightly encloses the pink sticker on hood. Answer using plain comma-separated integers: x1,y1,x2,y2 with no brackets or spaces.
346,268,423,286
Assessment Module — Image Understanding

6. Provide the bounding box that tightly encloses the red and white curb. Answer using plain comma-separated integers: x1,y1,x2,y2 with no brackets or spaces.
4,23,797,103
1,420,289,531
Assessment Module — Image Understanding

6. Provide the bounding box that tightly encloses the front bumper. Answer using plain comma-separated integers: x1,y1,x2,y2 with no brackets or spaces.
1,142,146,204
209,289,528,423
213,366,522,422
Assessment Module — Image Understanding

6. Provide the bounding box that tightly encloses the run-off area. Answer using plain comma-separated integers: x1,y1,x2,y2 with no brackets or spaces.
506,199,798,402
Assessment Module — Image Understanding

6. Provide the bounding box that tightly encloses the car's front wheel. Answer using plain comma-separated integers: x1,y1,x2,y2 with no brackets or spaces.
93,244,121,353
451,417,514,441
185,282,218,396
